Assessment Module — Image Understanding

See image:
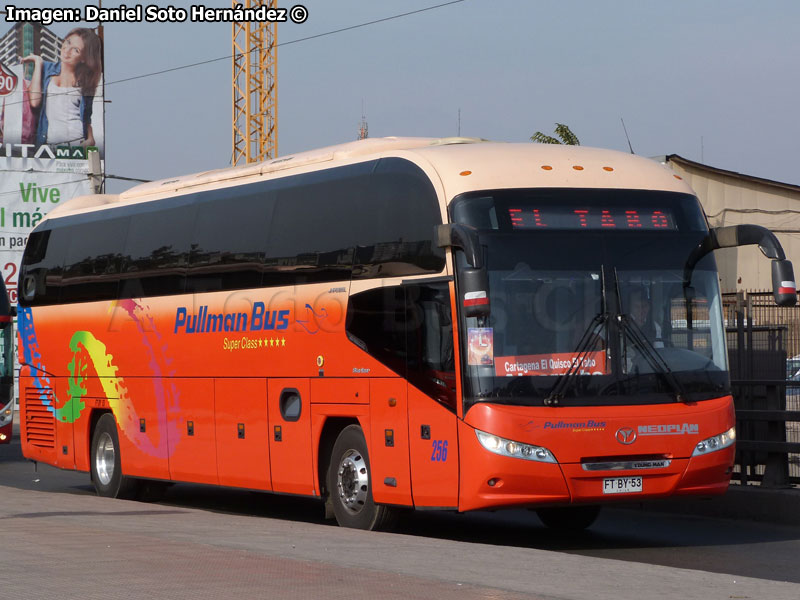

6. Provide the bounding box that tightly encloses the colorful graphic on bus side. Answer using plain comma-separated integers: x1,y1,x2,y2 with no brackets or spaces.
19,299,180,458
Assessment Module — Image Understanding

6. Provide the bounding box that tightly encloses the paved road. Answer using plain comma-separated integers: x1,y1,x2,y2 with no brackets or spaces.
2,426,799,600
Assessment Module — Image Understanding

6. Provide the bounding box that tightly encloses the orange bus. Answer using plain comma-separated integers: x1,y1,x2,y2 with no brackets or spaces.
17,138,796,530
0,280,14,444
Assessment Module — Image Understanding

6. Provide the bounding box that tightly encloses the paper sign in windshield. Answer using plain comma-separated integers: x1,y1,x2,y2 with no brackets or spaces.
495,351,607,377
468,328,494,366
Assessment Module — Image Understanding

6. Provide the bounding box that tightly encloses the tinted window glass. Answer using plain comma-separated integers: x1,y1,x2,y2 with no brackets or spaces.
352,158,445,279
187,189,274,293
264,163,372,286
19,157,446,306
19,227,70,306
120,204,196,298
346,281,456,410
406,282,456,410
61,216,129,302
346,285,407,376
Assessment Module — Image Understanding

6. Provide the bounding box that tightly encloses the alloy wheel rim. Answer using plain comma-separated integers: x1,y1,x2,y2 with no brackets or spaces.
337,449,368,515
95,432,115,486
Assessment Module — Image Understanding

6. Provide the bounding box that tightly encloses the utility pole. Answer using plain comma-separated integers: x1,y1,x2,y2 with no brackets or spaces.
88,149,102,193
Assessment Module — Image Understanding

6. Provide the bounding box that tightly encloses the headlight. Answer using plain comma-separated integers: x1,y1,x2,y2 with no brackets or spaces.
475,429,557,463
692,427,736,456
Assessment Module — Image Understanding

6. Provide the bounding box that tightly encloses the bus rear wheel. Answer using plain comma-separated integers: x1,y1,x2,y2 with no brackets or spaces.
536,505,601,531
326,425,397,531
91,413,139,499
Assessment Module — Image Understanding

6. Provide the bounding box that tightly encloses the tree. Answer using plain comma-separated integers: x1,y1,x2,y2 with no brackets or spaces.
531,123,580,146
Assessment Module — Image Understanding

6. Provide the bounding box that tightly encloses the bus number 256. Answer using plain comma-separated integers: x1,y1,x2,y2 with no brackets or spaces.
431,440,448,462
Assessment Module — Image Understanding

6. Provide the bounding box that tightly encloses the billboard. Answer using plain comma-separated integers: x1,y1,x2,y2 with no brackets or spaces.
0,21,104,406
0,170,91,305
0,21,105,164
0,20,104,309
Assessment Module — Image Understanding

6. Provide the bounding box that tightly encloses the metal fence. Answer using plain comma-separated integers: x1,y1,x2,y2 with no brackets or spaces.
723,291,800,486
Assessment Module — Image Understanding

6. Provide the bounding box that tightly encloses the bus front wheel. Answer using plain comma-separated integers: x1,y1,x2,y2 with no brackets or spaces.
90,413,139,499
326,425,397,531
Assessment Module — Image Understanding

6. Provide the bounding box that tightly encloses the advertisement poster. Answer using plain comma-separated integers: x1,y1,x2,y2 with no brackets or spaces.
0,170,91,305
0,21,105,163
0,20,103,308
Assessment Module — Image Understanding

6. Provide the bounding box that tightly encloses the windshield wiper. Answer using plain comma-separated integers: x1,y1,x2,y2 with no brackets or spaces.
544,268,608,407
613,269,688,403
543,312,607,406
617,315,688,403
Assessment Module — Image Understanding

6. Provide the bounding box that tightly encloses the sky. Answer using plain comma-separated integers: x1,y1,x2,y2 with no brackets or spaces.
5,0,800,194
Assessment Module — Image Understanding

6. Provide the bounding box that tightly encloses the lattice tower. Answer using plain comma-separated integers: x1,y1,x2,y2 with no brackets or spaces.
232,0,277,164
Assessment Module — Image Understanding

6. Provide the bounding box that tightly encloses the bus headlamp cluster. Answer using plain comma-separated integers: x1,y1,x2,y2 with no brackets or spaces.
475,429,557,463
692,427,736,456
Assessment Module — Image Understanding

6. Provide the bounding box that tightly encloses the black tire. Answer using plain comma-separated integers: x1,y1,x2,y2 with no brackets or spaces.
326,425,397,531
90,413,139,499
536,505,601,531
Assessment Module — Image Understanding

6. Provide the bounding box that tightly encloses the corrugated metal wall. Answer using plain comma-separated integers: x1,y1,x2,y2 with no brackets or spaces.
665,156,800,293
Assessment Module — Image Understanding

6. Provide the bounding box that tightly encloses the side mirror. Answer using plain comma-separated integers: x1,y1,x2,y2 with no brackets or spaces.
685,224,796,307
435,224,483,269
772,259,797,307
435,224,490,317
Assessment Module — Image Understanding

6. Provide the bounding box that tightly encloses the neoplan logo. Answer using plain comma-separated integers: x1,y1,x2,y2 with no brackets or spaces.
615,427,637,445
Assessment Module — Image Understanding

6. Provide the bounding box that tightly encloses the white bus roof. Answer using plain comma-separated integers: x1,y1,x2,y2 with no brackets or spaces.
44,137,694,222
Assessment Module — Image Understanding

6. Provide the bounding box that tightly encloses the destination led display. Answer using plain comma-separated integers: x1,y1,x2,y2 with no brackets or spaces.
508,207,677,230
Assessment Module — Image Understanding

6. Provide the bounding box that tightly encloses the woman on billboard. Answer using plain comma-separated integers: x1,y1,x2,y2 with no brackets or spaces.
21,27,102,147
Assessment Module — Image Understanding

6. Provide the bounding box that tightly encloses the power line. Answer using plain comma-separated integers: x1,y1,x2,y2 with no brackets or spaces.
109,1,467,87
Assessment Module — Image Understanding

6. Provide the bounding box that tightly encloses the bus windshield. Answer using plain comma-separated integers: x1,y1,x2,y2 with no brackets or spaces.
451,189,729,408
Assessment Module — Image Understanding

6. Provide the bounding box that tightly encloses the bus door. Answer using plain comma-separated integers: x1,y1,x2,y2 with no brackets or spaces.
345,281,459,508
404,282,459,509
368,377,412,506
268,378,314,495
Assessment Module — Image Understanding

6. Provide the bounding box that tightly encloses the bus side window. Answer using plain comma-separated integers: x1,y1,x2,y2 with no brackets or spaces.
61,216,129,303
20,228,70,306
187,190,274,293
345,286,407,377
352,158,445,279
346,283,456,411
120,204,196,298
264,164,371,287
